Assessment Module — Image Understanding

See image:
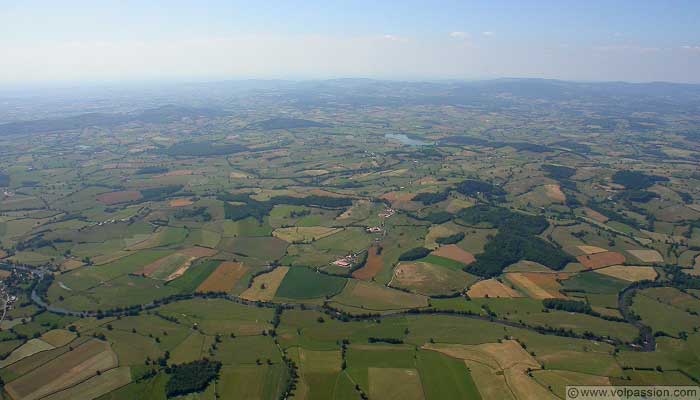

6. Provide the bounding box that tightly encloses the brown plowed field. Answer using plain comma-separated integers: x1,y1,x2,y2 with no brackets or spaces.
431,244,475,265
576,251,625,270
353,246,383,280
96,190,142,205
196,262,249,293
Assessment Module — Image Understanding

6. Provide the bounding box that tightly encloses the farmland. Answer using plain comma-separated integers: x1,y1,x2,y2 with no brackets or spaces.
2,78,700,398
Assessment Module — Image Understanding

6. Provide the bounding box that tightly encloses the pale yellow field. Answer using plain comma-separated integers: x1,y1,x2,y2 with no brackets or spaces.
169,198,193,207
40,329,77,347
626,249,664,263
5,339,118,400
467,279,522,298
594,265,658,282
577,245,609,255
240,267,290,301
42,366,132,400
369,368,425,400
273,226,342,243
425,224,460,249
505,272,569,299
424,340,555,400
543,184,566,202
0,339,54,368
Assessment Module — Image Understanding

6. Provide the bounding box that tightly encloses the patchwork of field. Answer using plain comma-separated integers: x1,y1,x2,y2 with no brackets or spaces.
331,280,428,311
273,226,342,243
424,340,557,400
594,265,658,282
4,339,119,400
241,266,290,301
96,190,142,205
196,261,248,293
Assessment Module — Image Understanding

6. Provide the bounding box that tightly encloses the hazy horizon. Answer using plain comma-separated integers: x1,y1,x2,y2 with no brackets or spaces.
2,0,700,85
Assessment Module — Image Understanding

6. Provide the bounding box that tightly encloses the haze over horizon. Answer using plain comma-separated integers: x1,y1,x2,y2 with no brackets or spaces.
2,0,700,85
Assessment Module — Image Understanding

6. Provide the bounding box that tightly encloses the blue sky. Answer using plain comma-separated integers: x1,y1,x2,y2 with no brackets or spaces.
2,0,700,83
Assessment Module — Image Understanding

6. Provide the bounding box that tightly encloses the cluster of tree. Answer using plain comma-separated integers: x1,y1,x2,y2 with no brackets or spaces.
412,190,449,205
458,205,548,235
161,141,248,157
134,166,168,175
542,298,593,314
164,359,221,398
459,206,571,277
435,232,465,245
0,172,9,187
586,202,643,229
469,233,572,277
612,170,668,190
174,206,212,221
542,164,576,179
617,189,659,203
221,192,352,222
454,179,506,201
398,247,431,261
418,211,453,224
33,274,55,302
367,337,404,344
140,185,184,201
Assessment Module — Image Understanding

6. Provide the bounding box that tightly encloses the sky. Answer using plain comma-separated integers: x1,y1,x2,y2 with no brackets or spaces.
2,0,700,85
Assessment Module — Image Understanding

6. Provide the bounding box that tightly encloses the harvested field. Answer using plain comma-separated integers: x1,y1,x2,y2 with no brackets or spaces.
4,339,118,400
431,244,475,265
169,197,193,207
369,368,425,400
626,249,664,263
60,259,84,271
352,245,383,280
505,272,569,299
392,261,476,296
424,340,554,400
332,280,428,310
0,339,54,368
40,329,77,347
467,279,522,298
196,261,248,293
532,370,611,399
380,191,415,203
42,366,131,400
583,207,609,223
577,245,609,255
543,184,566,202
0,249,7,259
273,226,342,243
140,247,217,281
241,267,289,301
595,265,658,282
162,169,193,177
95,190,142,205
229,171,252,179
576,251,626,270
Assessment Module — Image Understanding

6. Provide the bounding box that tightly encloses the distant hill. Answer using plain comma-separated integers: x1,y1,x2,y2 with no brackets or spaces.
244,117,330,130
0,105,227,136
